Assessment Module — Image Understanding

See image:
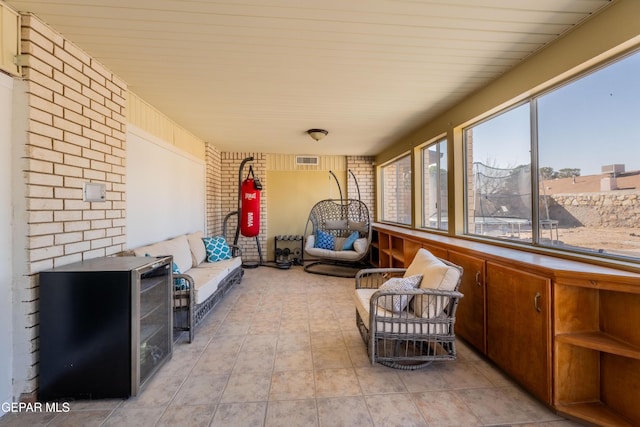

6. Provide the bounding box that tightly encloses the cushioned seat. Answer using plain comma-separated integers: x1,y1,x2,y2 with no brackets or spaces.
354,248,464,370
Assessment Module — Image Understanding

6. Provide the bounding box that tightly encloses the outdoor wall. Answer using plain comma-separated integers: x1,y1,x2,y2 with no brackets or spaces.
0,71,14,414
14,14,128,400
548,190,640,228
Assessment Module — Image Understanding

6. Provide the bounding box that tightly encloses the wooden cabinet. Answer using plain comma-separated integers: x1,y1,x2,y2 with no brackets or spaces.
554,277,640,426
486,263,552,404
448,251,486,354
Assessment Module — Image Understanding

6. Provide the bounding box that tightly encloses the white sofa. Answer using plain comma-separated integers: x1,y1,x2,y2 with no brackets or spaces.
132,231,242,342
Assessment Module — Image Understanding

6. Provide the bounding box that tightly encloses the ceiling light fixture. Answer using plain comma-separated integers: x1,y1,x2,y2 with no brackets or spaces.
306,129,328,141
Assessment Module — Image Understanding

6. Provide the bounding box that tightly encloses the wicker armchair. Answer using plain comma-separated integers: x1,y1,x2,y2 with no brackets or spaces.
354,249,463,370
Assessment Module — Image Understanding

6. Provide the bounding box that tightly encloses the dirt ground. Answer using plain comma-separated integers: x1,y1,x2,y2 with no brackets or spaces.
555,226,640,257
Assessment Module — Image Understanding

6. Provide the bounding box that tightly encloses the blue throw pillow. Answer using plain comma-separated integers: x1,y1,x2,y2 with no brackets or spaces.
172,262,188,290
203,236,232,262
342,231,359,251
315,229,335,250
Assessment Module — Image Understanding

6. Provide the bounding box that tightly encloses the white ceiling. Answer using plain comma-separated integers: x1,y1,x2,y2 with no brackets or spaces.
6,0,611,155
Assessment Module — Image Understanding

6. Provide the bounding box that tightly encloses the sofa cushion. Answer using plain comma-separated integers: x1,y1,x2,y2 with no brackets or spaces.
377,274,423,313
305,235,368,261
190,257,242,305
163,235,193,274
404,248,461,318
186,231,207,267
133,235,192,274
354,288,447,335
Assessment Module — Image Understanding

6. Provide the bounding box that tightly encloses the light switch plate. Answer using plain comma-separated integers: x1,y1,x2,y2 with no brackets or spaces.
83,182,106,202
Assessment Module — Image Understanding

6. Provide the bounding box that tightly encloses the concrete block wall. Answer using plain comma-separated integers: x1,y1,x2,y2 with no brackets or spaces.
16,15,127,398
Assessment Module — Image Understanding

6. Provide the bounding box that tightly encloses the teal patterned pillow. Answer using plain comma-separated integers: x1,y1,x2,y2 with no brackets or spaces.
203,236,232,262
315,229,335,250
172,262,188,290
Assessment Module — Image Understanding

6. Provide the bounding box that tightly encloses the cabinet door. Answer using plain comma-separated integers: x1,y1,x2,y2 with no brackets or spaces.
448,251,486,354
486,263,552,404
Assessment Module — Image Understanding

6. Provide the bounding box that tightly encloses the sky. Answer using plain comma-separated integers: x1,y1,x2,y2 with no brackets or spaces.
471,50,640,176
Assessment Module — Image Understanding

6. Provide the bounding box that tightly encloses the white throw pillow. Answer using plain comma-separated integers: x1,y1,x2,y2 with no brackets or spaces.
377,274,423,313
404,248,461,318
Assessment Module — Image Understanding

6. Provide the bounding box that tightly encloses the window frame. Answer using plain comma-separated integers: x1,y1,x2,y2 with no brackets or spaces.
418,136,449,231
379,152,413,226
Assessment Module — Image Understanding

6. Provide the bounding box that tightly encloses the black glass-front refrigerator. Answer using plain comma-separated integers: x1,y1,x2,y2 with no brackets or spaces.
38,256,172,401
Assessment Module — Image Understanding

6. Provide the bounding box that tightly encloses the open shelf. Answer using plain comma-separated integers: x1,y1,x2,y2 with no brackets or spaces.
556,332,640,360
557,402,636,427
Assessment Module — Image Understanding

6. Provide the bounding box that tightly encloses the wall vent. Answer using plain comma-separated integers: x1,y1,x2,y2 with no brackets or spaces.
295,156,319,166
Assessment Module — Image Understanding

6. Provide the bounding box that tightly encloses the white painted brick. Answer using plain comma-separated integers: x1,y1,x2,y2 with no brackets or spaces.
28,198,63,211
65,241,91,254
54,232,83,245
63,220,91,232
30,245,64,261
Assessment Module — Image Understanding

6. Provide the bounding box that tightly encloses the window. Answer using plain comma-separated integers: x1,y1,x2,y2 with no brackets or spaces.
465,103,532,243
464,49,640,261
421,138,448,230
537,51,640,259
380,154,412,225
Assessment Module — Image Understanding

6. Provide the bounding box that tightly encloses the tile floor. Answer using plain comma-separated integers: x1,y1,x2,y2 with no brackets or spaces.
0,266,583,427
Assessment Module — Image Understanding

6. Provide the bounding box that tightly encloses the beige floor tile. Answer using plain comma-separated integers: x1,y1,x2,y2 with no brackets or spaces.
269,370,315,400
397,365,450,392
277,333,311,352
355,366,407,395
314,368,362,398
101,406,165,427
316,396,373,427
156,404,215,427
170,374,228,406
211,402,267,427
365,393,428,427
274,349,314,371
265,399,318,427
220,371,272,403
411,390,482,427
312,346,352,369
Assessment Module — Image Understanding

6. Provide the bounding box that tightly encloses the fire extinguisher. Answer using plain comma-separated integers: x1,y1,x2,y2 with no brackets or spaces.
240,166,262,237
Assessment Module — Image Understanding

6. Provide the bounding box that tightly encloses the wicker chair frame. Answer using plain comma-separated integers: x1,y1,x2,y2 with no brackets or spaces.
173,245,242,343
355,260,464,370
303,198,372,277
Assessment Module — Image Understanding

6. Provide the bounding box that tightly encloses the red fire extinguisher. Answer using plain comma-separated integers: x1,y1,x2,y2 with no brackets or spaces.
240,166,262,237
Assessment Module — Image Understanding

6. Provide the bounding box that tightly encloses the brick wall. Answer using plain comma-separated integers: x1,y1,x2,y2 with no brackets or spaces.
205,143,222,235
220,152,267,262
16,15,127,397
346,156,375,221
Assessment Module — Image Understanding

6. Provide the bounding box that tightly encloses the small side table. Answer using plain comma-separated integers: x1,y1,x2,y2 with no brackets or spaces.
274,235,304,265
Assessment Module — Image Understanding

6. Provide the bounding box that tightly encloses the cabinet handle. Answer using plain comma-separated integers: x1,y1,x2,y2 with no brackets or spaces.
534,292,542,312
475,271,482,287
